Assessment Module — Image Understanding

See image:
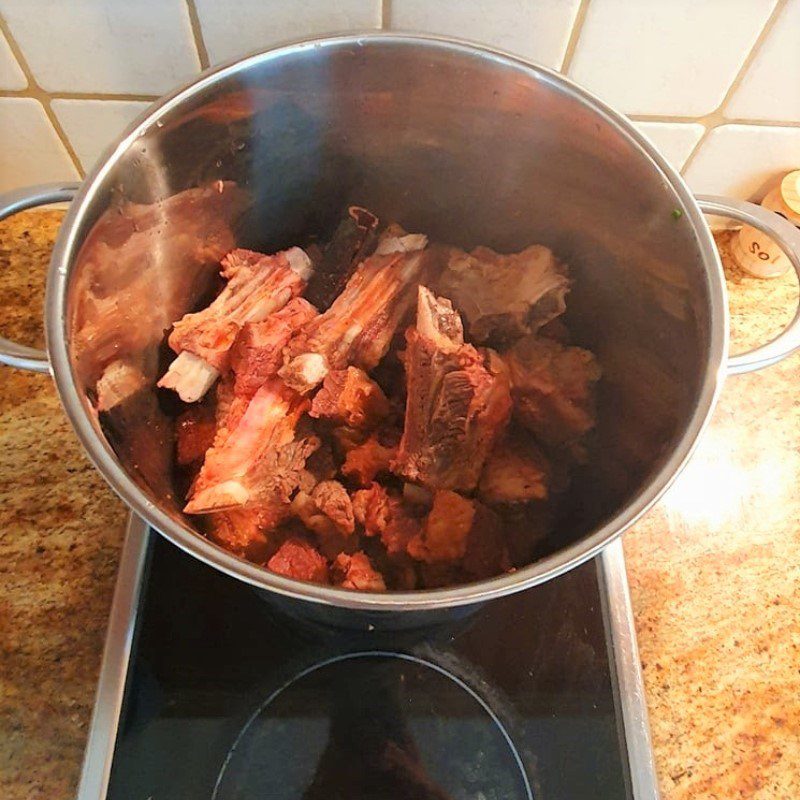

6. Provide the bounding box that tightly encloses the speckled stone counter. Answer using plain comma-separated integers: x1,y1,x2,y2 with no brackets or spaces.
1,212,798,799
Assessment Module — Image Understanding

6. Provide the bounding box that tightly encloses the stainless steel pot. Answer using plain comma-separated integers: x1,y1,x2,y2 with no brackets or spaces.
3,33,800,624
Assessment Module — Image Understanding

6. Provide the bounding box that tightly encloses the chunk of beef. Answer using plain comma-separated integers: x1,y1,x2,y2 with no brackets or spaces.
478,435,551,504
331,552,387,591
310,366,390,430
185,377,312,513
304,206,379,310
341,434,399,487
206,507,274,562
176,403,217,466
438,244,569,345
159,246,311,402
462,503,511,580
229,297,317,399
393,287,512,492
407,490,475,563
292,480,355,538
351,483,420,557
279,234,430,394
505,335,600,448
267,538,329,584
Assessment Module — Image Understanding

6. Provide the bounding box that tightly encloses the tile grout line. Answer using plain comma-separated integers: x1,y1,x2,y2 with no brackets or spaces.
184,0,211,70
680,0,788,177
0,13,85,178
0,89,160,101
559,0,591,74
381,0,391,29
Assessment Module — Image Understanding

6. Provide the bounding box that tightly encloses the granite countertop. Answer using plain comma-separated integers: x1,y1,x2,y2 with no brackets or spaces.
1,210,798,799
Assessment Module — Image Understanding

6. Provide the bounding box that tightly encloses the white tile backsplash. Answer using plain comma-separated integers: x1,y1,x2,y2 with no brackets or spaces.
684,124,800,200
0,98,78,191
52,99,152,172
0,29,25,90
0,0,200,93
195,0,381,64
633,122,706,172
725,0,800,122
388,0,581,69
569,0,777,116
0,0,797,200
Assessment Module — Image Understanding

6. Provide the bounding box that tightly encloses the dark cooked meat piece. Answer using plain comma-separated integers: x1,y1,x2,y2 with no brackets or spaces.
351,483,420,557
158,246,311,402
505,334,601,448
407,490,475,563
462,503,511,580
341,434,399,487
438,243,569,344
229,297,317,399
393,286,512,492
309,366,390,430
331,552,387,591
304,206,379,310
185,377,313,513
292,480,355,538
267,538,329,584
478,435,552,504
175,403,217,466
279,230,430,394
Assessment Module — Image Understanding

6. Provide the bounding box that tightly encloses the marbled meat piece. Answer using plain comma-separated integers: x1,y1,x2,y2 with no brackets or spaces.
438,244,569,345
279,233,429,394
309,366,390,430
393,286,512,492
159,246,312,402
341,434,398,487
407,490,475,563
292,480,355,538
505,334,601,447
304,206,379,310
351,483,421,556
478,436,551,504
229,297,317,399
331,552,387,591
267,538,329,584
184,377,313,513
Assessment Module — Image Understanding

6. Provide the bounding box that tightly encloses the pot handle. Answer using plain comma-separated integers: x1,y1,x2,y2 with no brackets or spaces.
696,194,800,375
0,182,79,373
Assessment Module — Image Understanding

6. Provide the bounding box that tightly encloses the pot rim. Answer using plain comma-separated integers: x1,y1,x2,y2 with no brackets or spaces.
45,31,728,611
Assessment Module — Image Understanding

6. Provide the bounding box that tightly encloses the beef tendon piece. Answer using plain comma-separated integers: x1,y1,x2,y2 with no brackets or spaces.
478,436,552,504
267,538,329,584
159,246,312,402
341,434,398,487
304,206,379,310
408,490,475,563
393,286,512,492
505,334,601,448
309,366,390,430
439,244,570,345
331,552,387,592
292,480,355,538
230,297,318,399
352,483,420,557
185,377,312,513
279,234,430,394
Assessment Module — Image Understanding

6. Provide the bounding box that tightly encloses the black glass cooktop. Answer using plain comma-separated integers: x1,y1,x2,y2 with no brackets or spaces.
80,519,656,799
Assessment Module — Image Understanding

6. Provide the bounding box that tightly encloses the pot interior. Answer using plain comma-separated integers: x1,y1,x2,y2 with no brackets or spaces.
62,36,715,589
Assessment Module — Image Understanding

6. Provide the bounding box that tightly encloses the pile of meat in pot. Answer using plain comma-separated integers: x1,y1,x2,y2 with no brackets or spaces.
152,207,601,591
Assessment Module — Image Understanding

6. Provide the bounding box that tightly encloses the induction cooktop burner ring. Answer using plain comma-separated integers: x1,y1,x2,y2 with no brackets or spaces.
212,650,534,800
